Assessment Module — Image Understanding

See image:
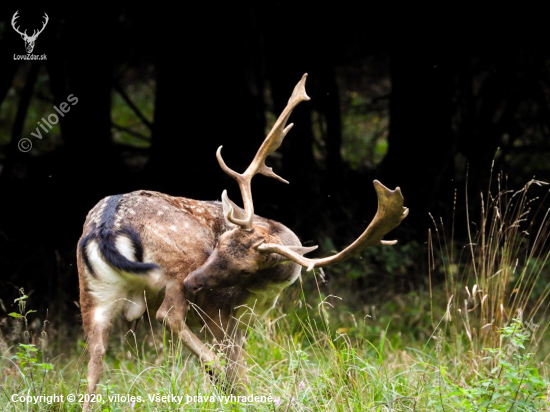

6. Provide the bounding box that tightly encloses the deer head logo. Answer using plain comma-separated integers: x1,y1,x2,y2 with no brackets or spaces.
11,11,49,54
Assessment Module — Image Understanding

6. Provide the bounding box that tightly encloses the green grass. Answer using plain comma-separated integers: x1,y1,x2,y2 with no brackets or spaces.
1,285,548,411
1,175,549,411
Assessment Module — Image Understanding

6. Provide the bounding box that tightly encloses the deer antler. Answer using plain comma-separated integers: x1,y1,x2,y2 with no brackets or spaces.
217,73,310,229
11,11,49,40
11,11,26,37
30,13,49,40
257,180,409,271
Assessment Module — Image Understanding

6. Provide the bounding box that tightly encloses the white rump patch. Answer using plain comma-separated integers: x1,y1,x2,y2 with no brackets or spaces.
115,235,136,260
83,239,166,323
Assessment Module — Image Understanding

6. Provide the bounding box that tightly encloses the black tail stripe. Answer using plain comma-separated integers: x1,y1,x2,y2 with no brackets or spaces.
98,227,158,273
81,195,159,276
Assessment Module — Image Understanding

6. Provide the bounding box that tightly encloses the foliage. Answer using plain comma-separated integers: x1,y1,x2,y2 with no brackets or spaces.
426,318,549,411
2,289,56,408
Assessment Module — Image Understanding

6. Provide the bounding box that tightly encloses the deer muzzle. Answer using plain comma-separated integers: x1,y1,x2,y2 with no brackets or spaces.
184,271,206,295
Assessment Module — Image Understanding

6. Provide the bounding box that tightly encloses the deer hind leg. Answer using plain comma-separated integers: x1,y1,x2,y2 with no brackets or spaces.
156,284,221,372
81,296,121,412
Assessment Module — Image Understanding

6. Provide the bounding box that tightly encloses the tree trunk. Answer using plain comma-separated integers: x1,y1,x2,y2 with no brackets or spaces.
379,24,455,238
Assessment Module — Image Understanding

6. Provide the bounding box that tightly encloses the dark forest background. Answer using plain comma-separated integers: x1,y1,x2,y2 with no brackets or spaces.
0,5,549,321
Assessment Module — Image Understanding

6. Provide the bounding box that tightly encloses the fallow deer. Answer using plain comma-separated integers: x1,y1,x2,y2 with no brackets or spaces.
77,74,408,410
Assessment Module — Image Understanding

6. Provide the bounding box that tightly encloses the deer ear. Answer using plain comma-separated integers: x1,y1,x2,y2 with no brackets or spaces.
221,190,247,228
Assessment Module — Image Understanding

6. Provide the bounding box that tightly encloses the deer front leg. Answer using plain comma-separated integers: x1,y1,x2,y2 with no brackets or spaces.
224,329,249,393
156,285,221,372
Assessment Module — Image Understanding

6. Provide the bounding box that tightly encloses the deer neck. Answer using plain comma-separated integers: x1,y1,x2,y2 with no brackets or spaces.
234,262,301,324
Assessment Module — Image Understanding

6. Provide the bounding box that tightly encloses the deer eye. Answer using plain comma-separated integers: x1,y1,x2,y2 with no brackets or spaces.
241,270,253,277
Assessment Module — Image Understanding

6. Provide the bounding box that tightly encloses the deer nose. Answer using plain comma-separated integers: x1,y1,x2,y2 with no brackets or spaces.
184,273,204,295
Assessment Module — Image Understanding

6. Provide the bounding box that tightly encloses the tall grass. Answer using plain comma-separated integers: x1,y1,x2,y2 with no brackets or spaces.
425,171,550,410
429,172,550,358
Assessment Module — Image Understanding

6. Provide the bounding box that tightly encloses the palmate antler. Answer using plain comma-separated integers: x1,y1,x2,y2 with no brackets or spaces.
258,180,409,271
217,73,310,229
217,73,408,267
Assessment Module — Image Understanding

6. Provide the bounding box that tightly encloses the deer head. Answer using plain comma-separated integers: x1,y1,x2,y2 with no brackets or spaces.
184,74,408,294
12,11,49,54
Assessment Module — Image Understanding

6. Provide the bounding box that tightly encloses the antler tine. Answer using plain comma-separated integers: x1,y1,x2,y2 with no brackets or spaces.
11,11,26,36
217,73,310,229
38,13,49,35
30,13,49,40
257,180,409,271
